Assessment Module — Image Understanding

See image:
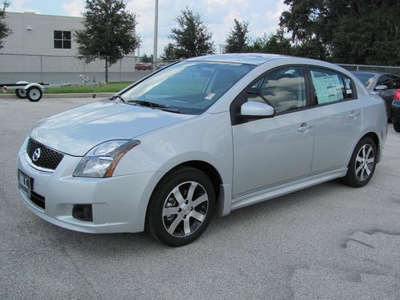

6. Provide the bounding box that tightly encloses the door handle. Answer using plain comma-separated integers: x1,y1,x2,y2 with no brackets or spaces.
348,111,360,119
298,123,312,133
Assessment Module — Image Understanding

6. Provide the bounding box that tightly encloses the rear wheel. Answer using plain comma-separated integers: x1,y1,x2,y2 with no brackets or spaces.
146,167,215,247
393,122,400,132
27,87,42,102
342,137,377,187
15,89,27,99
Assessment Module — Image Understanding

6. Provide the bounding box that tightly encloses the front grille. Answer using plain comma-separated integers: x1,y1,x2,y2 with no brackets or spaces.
30,191,45,209
26,138,64,171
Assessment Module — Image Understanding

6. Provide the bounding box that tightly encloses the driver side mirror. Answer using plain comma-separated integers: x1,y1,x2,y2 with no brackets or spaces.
240,101,275,119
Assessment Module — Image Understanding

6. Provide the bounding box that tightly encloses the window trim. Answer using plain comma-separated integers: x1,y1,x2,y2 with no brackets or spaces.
54,30,72,50
230,64,312,125
306,66,358,107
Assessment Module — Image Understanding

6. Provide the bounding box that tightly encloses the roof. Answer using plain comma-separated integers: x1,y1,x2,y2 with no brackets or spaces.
188,53,288,65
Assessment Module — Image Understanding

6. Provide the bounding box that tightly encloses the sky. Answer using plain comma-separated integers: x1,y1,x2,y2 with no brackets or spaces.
8,0,288,57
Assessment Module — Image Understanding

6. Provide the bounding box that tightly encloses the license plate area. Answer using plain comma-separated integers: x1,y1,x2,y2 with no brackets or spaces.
18,170,33,199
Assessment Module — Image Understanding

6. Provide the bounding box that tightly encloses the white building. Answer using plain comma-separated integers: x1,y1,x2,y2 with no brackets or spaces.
0,12,137,83
1,12,83,56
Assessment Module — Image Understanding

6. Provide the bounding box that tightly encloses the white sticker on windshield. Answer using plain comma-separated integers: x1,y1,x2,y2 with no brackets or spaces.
205,93,215,100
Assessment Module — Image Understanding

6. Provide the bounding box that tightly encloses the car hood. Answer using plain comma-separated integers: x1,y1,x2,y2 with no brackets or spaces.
30,99,194,156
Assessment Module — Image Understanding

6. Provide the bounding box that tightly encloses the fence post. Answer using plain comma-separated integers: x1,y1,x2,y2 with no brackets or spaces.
40,55,43,83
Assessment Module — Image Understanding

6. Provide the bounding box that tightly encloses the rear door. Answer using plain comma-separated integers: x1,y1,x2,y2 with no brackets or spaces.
308,67,362,174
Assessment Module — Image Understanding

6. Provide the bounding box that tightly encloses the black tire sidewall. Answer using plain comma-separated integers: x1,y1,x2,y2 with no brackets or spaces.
393,122,400,132
27,87,42,102
15,89,27,99
146,167,215,247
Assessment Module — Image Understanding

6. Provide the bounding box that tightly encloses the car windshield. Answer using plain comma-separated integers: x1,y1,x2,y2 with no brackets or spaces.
122,61,255,114
353,72,376,89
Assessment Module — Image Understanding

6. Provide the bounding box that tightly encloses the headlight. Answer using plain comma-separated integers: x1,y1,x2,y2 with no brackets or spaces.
73,140,140,178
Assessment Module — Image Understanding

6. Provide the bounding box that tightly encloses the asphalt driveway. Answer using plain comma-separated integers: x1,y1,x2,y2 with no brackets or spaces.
1,96,399,299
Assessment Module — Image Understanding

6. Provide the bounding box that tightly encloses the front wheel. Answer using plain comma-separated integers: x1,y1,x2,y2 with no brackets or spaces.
393,122,400,132
27,87,43,102
342,137,377,188
146,167,215,247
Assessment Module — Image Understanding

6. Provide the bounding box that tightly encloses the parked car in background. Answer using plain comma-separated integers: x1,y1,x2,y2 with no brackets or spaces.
135,62,152,70
17,54,387,246
352,71,400,119
391,89,400,132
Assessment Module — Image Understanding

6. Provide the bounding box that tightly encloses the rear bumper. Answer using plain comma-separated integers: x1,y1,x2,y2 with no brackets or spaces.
391,100,400,123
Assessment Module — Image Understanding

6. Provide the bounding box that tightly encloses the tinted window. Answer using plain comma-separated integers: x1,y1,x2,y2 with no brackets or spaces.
247,66,307,113
310,68,354,104
54,30,72,49
390,75,400,89
377,75,393,89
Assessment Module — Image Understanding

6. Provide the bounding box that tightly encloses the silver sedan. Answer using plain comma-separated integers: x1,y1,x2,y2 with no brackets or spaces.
17,54,388,246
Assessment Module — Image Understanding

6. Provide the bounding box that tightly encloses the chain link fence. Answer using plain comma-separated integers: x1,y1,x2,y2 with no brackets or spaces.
0,53,141,84
338,63,400,76
1,53,399,85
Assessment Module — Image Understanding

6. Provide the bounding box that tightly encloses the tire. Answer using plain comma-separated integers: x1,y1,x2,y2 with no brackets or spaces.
27,87,42,102
393,122,400,132
146,167,215,247
15,89,27,99
342,137,377,188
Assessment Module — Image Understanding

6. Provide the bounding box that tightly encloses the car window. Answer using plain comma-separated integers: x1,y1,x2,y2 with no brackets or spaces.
310,68,354,104
123,61,254,115
377,75,393,89
247,66,307,114
390,75,400,89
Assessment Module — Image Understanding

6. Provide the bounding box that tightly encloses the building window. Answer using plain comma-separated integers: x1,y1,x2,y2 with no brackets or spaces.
54,31,71,49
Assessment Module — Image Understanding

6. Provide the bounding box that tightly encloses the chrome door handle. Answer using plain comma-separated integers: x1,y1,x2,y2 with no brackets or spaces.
298,123,312,133
348,111,360,119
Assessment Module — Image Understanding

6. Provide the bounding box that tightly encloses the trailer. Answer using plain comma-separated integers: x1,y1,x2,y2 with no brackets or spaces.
0,81,75,102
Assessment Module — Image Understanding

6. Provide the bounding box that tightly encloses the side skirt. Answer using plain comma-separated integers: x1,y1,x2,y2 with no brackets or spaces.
231,168,348,211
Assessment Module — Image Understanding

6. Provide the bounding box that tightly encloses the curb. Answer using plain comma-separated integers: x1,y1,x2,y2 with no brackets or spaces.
0,92,115,99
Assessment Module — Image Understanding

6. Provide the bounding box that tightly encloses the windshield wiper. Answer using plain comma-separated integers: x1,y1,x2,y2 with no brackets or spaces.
109,94,126,102
127,100,181,113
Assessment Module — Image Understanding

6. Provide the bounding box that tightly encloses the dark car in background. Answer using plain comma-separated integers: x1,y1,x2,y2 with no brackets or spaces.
392,89,400,132
352,71,400,119
353,71,400,120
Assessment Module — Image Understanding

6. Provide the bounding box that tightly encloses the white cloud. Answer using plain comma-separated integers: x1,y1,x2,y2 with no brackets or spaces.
63,0,85,17
9,0,41,14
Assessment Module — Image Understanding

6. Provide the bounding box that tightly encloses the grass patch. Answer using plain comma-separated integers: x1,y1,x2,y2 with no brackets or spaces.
45,81,132,94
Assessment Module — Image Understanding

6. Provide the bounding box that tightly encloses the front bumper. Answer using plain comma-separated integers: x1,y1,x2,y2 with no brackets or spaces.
17,142,159,234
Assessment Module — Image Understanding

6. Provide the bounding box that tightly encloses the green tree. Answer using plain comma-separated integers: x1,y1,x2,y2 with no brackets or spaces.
161,43,178,61
280,0,400,65
246,30,292,55
0,1,11,49
169,8,215,58
140,54,153,63
75,0,141,82
224,19,249,53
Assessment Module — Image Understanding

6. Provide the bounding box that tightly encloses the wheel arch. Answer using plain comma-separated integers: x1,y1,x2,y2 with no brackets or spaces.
145,160,225,228
359,131,381,163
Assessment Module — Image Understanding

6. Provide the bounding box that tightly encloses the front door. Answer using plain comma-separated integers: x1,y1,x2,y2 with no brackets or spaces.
231,66,314,198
